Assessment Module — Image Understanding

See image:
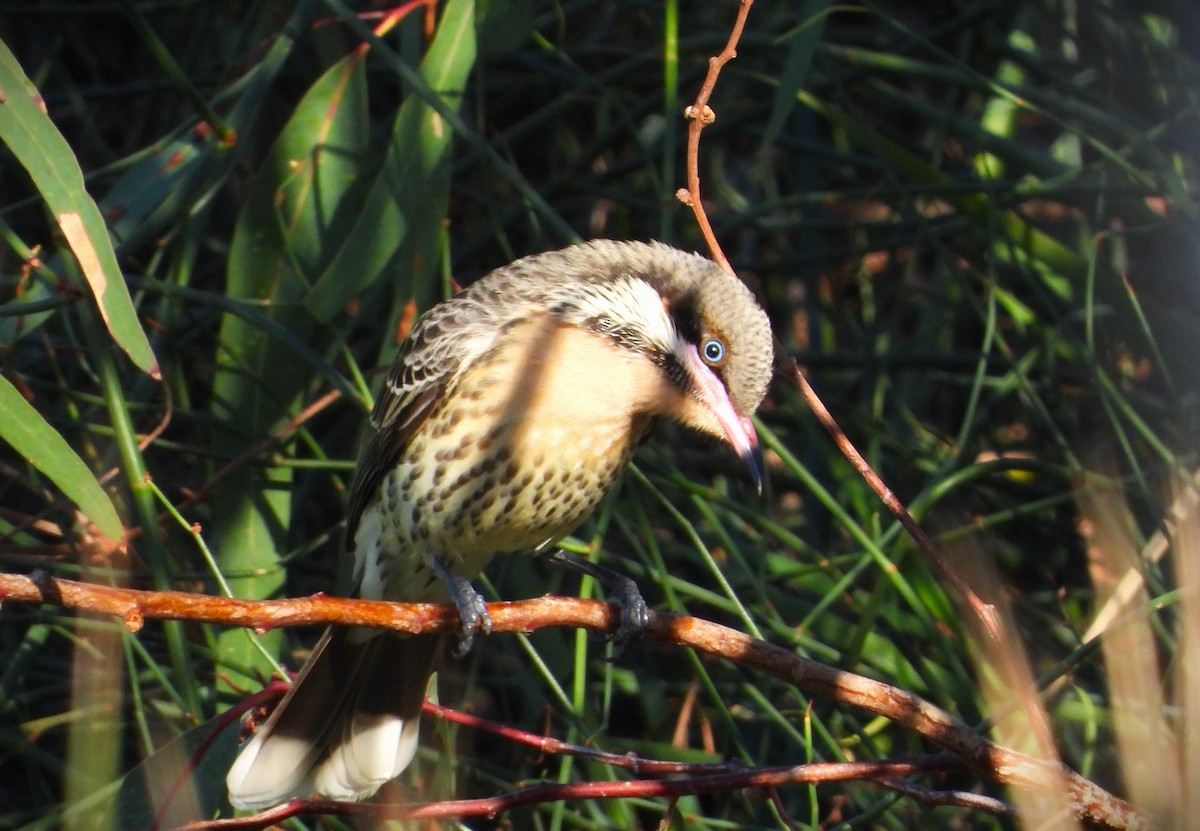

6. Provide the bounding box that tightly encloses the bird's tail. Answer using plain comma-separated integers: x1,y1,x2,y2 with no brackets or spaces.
225,627,438,810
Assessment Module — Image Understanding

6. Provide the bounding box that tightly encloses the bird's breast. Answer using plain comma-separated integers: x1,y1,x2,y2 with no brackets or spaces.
365,317,670,595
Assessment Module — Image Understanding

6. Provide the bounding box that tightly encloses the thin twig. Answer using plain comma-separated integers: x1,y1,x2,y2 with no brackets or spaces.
177,387,345,511
423,700,747,775
177,758,966,830
675,0,1002,644
676,0,753,273
882,775,1016,816
778,353,1002,641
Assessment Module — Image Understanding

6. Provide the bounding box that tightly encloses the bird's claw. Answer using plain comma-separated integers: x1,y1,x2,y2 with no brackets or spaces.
452,594,492,657
546,549,651,658
606,579,651,658
430,554,492,657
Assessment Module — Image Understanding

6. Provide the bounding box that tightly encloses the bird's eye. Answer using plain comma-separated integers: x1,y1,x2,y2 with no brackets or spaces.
701,336,727,367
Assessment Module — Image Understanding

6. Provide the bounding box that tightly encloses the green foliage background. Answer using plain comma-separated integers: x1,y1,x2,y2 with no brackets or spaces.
1,1,1197,828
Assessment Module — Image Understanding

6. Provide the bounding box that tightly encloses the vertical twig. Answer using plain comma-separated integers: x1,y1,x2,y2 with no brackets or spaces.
676,0,753,274
676,1,1001,642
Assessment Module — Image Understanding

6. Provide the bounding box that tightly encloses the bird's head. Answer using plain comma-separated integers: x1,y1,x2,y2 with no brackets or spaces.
535,240,775,489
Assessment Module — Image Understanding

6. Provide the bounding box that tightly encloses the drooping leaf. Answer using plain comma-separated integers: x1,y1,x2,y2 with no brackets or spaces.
0,39,159,378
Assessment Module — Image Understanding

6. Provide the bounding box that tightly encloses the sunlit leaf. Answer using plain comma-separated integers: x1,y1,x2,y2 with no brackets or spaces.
0,40,158,378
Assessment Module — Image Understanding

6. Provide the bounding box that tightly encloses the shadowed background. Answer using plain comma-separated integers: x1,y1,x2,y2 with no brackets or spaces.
1,1,1197,828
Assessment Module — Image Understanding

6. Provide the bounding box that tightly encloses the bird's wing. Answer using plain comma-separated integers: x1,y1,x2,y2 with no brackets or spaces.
343,382,442,550
343,293,510,548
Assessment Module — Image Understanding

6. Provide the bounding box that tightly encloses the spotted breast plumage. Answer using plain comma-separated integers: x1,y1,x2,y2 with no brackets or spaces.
226,239,774,809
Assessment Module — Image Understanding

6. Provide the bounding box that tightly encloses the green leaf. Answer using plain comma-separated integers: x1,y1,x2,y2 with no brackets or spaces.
218,47,372,420
0,373,123,540
210,44,373,691
104,137,208,250
303,0,478,319
0,39,159,378
760,0,833,151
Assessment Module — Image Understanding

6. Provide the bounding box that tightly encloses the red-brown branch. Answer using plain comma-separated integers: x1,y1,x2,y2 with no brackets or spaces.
677,0,754,273
177,757,983,830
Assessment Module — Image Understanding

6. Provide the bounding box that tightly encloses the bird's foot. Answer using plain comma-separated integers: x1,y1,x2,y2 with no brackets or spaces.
429,555,492,657
546,549,650,656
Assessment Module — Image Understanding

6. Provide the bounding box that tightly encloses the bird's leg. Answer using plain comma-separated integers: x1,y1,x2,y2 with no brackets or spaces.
428,554,492,657
546,549,651,654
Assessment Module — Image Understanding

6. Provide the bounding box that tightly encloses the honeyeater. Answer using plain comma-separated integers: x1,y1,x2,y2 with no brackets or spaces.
226,239,774,809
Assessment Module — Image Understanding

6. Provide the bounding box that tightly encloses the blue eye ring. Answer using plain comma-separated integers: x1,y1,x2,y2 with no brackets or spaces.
701,336,727,367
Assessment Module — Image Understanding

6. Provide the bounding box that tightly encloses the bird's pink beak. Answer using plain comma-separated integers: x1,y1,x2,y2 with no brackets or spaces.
682,346,764,493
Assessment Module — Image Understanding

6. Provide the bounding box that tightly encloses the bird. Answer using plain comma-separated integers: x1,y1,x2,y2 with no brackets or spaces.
225,239,774,810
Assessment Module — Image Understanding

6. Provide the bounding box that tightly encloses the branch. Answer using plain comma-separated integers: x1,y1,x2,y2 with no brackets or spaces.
0,571,1144,830
676,0,753,273
178,757,989,830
